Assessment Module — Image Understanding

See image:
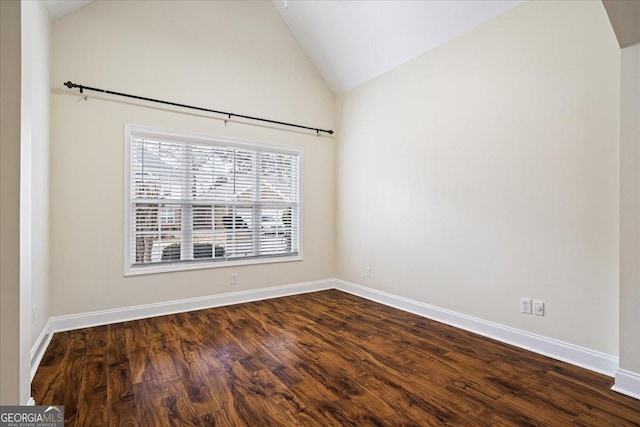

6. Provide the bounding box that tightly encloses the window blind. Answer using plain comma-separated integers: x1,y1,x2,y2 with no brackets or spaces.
128,131,300,269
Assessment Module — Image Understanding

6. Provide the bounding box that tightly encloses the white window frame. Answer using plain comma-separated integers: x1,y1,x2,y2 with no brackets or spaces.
123,124,303,276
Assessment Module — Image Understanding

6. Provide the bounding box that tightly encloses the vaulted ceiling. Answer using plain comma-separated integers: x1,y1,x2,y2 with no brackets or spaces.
44,0,640,95
44,0,526,94
273,0,525,93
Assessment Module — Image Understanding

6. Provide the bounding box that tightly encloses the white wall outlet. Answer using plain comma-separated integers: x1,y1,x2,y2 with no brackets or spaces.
534,300,545,316
231,273,238,285
365,266,372,278
520,298,532,314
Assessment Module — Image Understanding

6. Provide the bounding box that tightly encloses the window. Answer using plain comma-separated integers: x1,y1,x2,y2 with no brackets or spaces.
124,125,301,275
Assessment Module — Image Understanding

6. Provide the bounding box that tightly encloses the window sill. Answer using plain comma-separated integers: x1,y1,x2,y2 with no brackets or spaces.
124,255,303,276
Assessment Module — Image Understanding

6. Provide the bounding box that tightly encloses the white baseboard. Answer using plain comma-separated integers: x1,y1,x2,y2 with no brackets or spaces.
48,279,334,333
335,279,619,377
612,369,640,400
30,319,53,382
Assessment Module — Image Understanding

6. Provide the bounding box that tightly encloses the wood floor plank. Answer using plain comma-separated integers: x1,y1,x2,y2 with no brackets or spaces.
53,329,86,426
106,323,138,427
32,290,640,426
31,332,72,405
133,381,171,427
174,347,224,416
161,381,203,427
124,321,156,384
75,326,108,427
200,409,241,427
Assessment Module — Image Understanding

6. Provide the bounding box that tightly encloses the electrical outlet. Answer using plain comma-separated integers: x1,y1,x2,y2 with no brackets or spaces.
520,298,532,314
365,267,371,278
231,273,238,285
534,300,545,316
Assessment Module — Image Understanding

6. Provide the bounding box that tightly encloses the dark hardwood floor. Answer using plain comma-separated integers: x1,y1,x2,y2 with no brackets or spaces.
32,289,639,426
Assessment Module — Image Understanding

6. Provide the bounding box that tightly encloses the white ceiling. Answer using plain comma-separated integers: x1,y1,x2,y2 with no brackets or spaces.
274,0,525,94
45,0,526,95
45,0,93,20
602,0,640,48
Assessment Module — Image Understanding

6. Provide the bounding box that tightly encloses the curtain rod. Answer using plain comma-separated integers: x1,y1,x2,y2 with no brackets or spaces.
63,81,334,135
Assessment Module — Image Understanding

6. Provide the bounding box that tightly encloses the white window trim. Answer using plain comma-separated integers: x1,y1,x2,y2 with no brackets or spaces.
123,124,303,276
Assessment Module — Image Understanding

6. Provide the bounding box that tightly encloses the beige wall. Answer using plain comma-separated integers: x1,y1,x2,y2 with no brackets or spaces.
50,1,335,316
336,1,621,355
0,0,28,405
620,42,640,374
